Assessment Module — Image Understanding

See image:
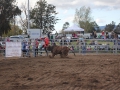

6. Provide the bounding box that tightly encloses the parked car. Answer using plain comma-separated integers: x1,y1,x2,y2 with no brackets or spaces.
9,35,25,42
0,41,5,48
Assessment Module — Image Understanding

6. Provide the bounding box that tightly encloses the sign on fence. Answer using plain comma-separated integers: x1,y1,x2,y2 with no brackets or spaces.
5,42,21,57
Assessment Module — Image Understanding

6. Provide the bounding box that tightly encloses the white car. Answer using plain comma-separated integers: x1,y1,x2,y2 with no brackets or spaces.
9,35,25,42
0,41,5,48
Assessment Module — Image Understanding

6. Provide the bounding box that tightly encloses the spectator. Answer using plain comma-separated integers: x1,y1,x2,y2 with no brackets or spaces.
35,39,39,56
94,31,97,38
6,37,10,42
106,31,109,39
72,32,75,37
47,32,51,39
90,33,93,39
38,39,45,56
26,42,31,57
81,40,86,54
22,41,27,57
111,31,114,39
102,31,105,39
92,31,94,38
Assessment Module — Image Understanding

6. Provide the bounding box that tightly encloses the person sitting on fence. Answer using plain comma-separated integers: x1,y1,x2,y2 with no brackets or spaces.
94,31,97,38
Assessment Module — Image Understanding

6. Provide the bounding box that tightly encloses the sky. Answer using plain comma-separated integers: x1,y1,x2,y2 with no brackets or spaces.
16,0,120,33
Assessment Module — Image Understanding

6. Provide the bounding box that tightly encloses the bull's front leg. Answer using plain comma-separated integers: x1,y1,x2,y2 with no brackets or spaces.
49,53,55,58
60,53,63,58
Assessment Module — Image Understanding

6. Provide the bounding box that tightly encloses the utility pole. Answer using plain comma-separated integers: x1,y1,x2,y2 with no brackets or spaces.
28,0,30,29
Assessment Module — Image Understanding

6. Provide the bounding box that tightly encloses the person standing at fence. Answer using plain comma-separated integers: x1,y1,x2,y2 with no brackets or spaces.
31,39,37,57
22,40,27,57
81,39,86,54
47,32,51,40
38,39,45,56
35,39,39,57
26,42,31,57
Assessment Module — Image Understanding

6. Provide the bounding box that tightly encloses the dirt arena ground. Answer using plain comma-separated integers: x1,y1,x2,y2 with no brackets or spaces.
0,54,120,90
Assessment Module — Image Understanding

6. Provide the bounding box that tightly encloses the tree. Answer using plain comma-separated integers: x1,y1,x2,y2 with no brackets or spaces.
105,21,115,32
19,2,28,34
2,24,23,37
62,22,70,30
91,21,101,32
114,23,120,34
30,0,59,34
60,22,70,34
73,6,96,33
0,0,21,36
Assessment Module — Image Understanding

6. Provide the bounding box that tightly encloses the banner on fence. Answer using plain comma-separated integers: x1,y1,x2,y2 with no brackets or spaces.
5,42,21,57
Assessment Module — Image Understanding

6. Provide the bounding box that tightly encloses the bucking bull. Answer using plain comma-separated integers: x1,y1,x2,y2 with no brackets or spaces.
47,43,75,58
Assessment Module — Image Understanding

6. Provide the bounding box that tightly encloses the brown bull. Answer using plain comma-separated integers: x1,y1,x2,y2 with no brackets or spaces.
47,44,75,58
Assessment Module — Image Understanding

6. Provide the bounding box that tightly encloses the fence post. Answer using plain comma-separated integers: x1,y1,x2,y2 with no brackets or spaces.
4,42,6,60
115,39,117,54
96,39,98,54
4,48,6,60
79,39,80,55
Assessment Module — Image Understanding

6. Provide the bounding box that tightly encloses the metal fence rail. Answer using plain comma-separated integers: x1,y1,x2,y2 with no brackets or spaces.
0,39,120,58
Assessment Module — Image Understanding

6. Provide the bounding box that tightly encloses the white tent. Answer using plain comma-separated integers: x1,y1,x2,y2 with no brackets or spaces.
64,24,84,32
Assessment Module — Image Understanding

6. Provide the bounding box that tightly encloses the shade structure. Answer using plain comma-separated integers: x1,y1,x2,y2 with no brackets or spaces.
64,25,84,32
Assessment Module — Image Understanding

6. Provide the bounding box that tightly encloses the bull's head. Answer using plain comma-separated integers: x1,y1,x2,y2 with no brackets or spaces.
67,46,76,56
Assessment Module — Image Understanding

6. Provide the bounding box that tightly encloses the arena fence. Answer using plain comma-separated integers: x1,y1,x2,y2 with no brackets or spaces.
0,39,120,58
50,38,120,54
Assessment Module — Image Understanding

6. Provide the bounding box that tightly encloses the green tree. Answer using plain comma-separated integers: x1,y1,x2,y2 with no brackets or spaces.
73,6,96,33
114,23,120,34
62,22,70,30
60,22,70,33
30,0,59,34
3,24,23,37
105,21,115,32
91,21,101,32
0,0,21,36
19,2,28,34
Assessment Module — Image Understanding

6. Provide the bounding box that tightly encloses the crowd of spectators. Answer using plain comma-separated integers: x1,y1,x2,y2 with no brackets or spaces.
90,30,119,39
